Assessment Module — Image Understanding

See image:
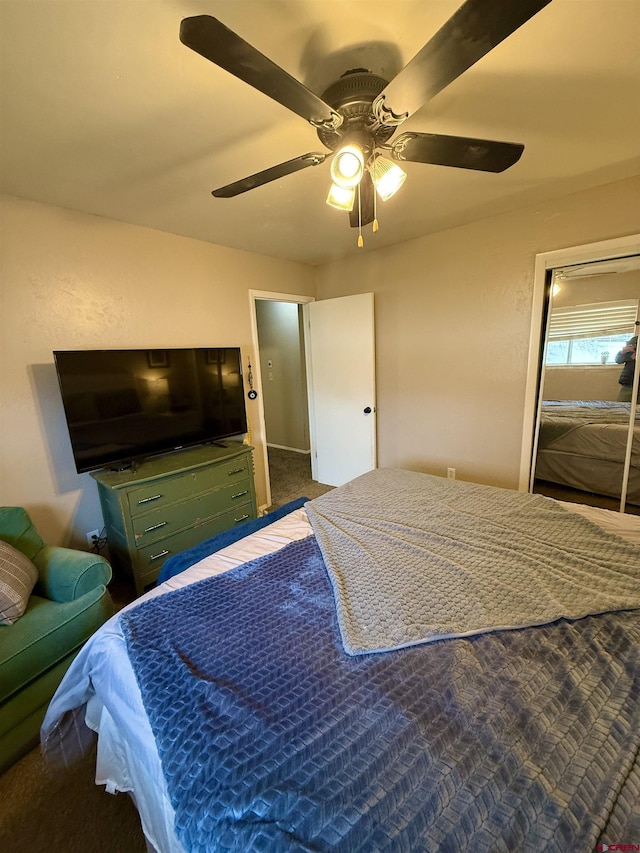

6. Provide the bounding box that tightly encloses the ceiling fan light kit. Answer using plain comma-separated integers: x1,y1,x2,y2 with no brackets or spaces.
326,183,356,212
180,0,552,247
369,156,407,202
330,143,366,189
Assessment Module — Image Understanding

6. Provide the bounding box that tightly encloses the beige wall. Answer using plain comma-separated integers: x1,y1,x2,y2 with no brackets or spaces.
0,195,314,546
542,366,621,402
314,175,640,489
256,301,310,452
2,176,639,549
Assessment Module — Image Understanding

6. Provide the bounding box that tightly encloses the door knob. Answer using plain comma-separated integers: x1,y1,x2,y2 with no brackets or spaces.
363,406,372,414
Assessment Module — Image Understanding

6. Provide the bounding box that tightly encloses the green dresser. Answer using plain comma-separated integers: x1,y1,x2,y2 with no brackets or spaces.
92,442,257,595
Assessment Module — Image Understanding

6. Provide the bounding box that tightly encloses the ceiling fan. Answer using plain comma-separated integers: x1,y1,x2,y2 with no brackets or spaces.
180,0,552,241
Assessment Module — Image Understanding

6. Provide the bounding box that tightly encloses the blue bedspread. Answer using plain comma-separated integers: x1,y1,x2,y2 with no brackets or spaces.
121,535,640,852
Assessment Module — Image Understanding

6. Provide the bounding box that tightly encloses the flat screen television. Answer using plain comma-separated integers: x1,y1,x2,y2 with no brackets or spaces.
53,347,248,473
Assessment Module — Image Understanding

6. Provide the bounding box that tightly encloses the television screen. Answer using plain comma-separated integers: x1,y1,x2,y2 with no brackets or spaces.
53,347,248,473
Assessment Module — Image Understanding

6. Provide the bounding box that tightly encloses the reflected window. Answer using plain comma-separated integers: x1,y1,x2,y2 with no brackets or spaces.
546,333,629,365
545,298,638,366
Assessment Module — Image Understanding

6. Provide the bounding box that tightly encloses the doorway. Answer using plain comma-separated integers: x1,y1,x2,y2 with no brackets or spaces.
254,298,333,509
249,290,324,511
249,289,378,512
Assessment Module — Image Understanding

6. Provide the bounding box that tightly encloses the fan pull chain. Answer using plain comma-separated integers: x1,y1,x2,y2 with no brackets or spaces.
373,177,379,233
357,183,364,248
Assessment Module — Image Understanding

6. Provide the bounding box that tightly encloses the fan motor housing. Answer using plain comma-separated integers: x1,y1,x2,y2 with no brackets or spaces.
317,70,395,152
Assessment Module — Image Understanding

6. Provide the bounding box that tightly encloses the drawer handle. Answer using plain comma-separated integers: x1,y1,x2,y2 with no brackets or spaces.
234,514,250,524
143,521,168,533
231,490,249,500
228,467,245,475
138,494,162,505
149,549,170,562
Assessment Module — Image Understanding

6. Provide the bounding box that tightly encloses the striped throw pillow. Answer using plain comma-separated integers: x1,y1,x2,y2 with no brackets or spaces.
0,540,38,625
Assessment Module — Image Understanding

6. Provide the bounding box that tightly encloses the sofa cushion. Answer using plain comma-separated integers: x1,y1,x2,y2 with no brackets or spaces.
0,507,45,561
0,586,113,704
0,540,38,625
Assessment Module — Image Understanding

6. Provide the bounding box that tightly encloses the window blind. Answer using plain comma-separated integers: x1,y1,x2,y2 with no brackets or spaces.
547,299,639,341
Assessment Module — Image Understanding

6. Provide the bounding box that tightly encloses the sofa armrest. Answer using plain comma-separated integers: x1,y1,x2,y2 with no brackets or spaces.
33,546,112,603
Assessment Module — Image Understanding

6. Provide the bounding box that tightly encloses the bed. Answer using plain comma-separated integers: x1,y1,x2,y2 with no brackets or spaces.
535,399,640,505
41,468,640,853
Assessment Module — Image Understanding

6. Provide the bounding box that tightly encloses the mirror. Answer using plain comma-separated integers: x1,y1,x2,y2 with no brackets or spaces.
532,257,640,515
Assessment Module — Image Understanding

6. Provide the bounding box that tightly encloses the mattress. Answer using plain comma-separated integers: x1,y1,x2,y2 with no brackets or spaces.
41,483,640,853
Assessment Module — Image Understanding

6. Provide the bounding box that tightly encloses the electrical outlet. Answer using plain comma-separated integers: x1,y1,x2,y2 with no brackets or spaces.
86,529,100,546
447,467,456,480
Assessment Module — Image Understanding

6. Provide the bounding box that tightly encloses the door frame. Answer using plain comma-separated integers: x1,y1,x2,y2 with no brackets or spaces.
249,289,315,511
519,232,640,492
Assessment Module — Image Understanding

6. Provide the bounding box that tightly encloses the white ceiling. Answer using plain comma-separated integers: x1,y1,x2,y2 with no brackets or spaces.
1,0,639,266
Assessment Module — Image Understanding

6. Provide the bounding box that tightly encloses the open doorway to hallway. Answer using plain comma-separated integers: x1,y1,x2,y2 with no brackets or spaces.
254,299,332,509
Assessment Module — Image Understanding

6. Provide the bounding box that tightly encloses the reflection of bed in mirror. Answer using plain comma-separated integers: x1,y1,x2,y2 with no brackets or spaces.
535,400,640,506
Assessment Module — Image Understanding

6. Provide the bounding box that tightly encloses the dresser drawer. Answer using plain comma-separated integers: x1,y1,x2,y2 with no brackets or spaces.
132,480,252,547
127,456,252,517
135,502,254,589
93,444,257,596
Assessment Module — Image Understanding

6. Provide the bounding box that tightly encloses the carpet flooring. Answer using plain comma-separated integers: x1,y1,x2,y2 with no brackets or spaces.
0,742,147,853
266,446,334,508
533,477,640,516
0,447,332,852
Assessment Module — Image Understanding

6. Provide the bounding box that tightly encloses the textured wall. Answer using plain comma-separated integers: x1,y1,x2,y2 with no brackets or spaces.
2,176,639,547
0,196,314,545
314,176,640,488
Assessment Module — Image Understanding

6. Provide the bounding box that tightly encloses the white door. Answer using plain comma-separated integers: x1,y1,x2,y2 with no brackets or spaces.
305,293,376,486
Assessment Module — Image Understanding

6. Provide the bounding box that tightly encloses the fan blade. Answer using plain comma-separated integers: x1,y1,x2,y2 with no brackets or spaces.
390,132,524,172
349,171,375,229
374,0,552,125
180,16,342,131
212,152,327,198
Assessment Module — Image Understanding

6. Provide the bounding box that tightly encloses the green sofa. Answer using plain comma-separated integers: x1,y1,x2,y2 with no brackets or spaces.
0,507,114,775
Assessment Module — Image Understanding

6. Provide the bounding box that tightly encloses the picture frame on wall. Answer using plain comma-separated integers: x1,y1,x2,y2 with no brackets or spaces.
147,350,169,368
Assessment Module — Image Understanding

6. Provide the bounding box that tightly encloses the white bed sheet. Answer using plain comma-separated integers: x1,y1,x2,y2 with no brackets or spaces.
41,500,640,853
558,500,640,546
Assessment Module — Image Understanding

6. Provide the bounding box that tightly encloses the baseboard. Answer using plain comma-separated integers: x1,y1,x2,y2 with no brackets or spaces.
266,443,310,454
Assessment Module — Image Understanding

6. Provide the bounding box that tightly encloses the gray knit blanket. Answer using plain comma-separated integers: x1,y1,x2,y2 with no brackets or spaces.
306,468,640,655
